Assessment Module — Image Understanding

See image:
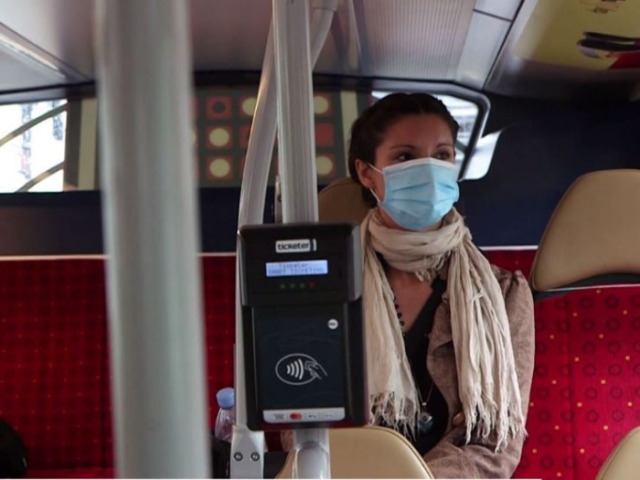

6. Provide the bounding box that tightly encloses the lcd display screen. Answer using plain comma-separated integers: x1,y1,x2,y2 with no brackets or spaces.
265,260,329,277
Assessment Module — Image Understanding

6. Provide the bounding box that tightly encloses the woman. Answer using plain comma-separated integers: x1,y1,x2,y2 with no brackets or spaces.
350,93,535,479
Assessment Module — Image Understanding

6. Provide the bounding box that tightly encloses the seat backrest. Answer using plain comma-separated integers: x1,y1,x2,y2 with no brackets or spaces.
277,426,434,479
596,427,640,480
531,169,640,293
318,177,371,224
528,169,640,479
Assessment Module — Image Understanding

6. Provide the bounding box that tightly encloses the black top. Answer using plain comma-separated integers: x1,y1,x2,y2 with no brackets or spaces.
376,252,449,455
403,276,449,455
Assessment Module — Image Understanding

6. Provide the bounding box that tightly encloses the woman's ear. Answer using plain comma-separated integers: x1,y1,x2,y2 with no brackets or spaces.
355,159,376,191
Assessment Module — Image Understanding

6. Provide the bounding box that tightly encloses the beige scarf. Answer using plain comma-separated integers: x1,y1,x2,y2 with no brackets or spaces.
362,208,525,451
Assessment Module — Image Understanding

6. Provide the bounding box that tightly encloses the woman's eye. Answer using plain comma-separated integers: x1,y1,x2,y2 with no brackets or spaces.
434,151,453,161
396,152,414,161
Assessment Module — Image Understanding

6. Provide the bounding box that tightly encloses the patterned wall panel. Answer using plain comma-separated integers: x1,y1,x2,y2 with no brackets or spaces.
195,87,359,187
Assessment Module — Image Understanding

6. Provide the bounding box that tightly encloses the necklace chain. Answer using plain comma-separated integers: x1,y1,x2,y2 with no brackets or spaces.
392,287,435,424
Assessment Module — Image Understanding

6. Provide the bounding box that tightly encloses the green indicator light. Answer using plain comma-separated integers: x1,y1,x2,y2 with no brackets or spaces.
279,284,287,290
299,283,306,289
290,283,297,290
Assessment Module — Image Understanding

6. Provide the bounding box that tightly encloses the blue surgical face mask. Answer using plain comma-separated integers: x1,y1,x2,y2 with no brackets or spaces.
370,157,460,231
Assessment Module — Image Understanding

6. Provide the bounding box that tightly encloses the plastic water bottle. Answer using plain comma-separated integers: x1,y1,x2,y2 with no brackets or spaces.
214,387,235,443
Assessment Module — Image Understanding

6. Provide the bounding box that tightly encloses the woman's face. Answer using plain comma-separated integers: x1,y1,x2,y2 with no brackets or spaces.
355,113,456,230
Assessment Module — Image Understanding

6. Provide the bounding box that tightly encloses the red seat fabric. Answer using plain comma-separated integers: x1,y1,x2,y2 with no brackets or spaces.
1,253,639,479
0,260,108,471
487,250,640,480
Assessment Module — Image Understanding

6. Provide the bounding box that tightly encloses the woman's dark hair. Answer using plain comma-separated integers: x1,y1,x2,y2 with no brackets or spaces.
348,92,459,207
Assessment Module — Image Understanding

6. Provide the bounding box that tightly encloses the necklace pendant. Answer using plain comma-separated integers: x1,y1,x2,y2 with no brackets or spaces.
417,411,434,435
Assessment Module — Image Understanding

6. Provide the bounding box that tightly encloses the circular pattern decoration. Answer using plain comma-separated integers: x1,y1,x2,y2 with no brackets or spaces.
582,342,596,355
608,364,623,376
586,410,600,423
583,364,597,376
313,95,330,115
557,320,570,332
562,410,574,422
536,365,549,377
559,344,570,354
206,96,232,119
632,295,640,307
208,158,232,179
581,319,595,332
606,318,621,331
536,342,549,354
213,101,226,114
605,295,619,308
208,127,231,148
608,342,622,354
563,433,575,446
541,456,554,469
633,317,640,330
316,155,335,177
611,409,625,422
537,409,551,422
241,97,257,117
585,387,599,400
588,456,602,469
560,388,572,400
539,433,553,446
588,433,601,446
555,298,568,310
634,342,640,352
537,387,550,400
610,386,624,399
580,297,594,309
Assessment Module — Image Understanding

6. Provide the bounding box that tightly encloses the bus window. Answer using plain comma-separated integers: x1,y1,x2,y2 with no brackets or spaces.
0,99,67,193
0,86,486,195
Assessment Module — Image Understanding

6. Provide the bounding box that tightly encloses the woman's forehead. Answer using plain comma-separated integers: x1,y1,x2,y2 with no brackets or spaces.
380,114,453,146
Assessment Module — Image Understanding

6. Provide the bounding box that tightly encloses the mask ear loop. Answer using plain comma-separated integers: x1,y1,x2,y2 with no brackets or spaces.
367,163,383,204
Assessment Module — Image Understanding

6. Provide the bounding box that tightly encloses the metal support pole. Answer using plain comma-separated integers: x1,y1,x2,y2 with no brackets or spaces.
232,1,337,478
273,0,329,477
95,1,210,477
274,0,319,225
238,0,338,227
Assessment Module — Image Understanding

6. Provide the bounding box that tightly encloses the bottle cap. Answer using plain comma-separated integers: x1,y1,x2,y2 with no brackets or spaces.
216,387,234,409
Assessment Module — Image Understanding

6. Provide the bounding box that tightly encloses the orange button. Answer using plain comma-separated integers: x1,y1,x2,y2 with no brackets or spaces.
290,413,302,421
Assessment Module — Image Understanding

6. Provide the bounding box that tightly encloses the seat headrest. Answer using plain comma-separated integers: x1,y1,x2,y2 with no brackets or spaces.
531,170,640,293
318,177,371,224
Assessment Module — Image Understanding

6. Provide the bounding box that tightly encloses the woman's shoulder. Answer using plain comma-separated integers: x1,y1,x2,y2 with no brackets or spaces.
489,264,535,324
489,264,529,292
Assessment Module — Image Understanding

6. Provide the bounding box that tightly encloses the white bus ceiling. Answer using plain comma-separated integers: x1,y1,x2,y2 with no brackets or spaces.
0,0,640,101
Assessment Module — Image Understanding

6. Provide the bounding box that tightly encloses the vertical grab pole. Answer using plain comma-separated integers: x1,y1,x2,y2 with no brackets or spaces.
232,2,338,477
273,0,319,225
95,0,210,477
272,0,329,478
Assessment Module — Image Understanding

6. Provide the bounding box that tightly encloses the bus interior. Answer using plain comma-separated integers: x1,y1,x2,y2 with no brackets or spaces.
0,0,640,479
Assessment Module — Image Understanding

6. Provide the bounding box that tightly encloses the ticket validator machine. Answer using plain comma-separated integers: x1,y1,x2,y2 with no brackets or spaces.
238,222,368,476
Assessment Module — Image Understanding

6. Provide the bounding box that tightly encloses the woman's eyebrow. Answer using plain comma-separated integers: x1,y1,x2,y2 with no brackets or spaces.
437,142,455,148
389,144,416,150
